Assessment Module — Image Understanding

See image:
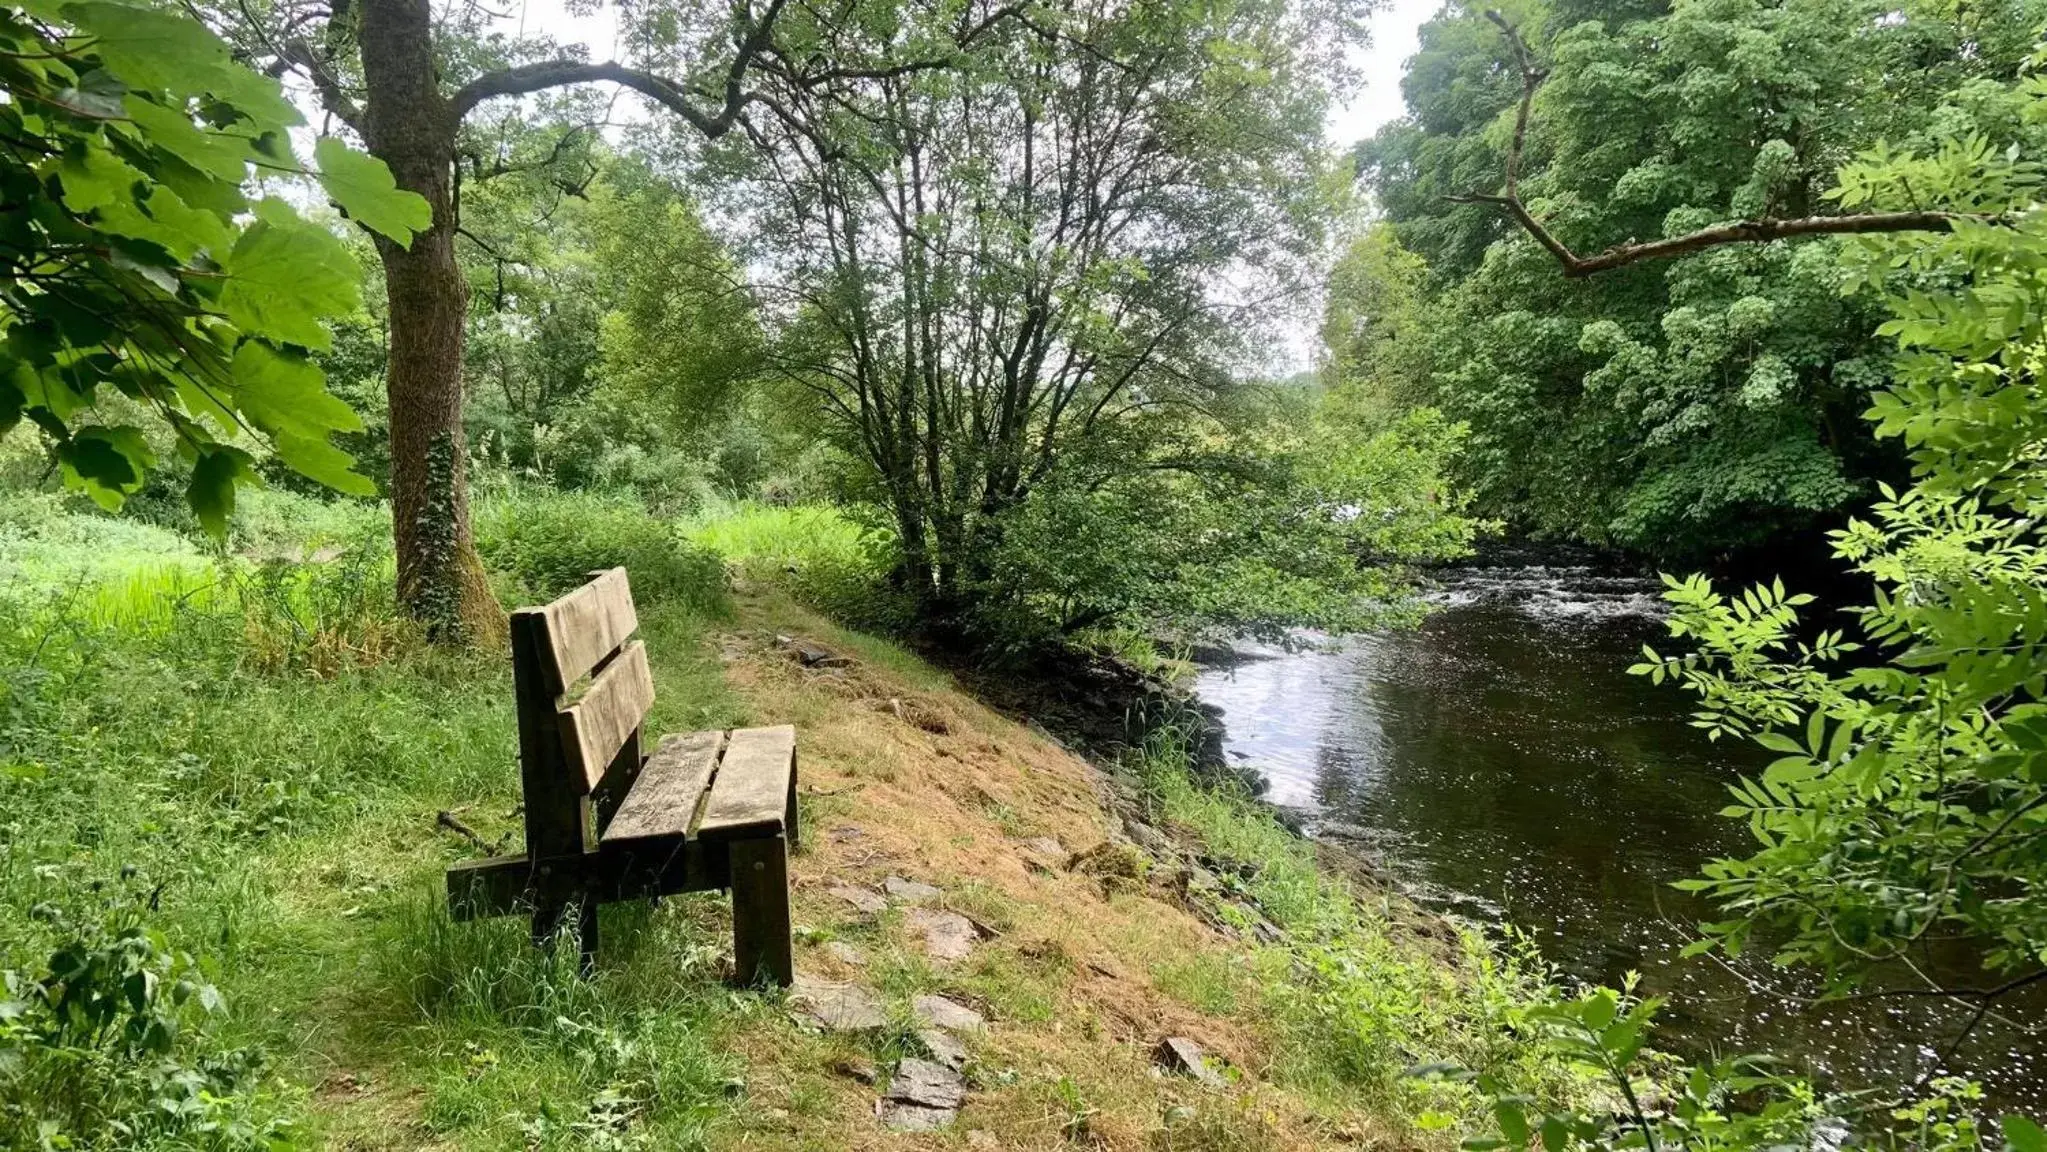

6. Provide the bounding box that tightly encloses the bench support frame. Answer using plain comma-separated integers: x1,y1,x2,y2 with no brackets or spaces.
447,570,796,986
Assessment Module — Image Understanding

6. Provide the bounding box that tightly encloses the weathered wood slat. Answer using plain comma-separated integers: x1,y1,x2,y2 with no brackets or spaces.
604,730,723,844
558,640,654,792
447,838,728,920
519,567,637,696
698,725,796,841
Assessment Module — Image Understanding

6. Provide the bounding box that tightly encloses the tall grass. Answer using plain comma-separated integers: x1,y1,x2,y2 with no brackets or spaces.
678,501,869,570
0,486,752,1149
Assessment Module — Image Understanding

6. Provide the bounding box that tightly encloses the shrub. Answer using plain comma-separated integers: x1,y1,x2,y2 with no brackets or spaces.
476,488,727,613
0,878,303,1151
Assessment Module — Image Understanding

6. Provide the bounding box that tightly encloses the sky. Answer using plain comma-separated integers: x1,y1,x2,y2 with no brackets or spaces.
505,0,1439,152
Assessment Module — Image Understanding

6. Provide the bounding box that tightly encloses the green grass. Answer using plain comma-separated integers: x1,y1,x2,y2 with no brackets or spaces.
0,487,765,1149
677,502,869,572
1127,730,1585,1122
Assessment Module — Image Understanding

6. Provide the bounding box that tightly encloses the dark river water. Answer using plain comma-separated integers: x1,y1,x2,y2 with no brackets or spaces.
1193,564,2044,1115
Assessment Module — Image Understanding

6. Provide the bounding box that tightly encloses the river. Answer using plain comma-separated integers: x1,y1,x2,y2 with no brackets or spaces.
1192,560,2044,1114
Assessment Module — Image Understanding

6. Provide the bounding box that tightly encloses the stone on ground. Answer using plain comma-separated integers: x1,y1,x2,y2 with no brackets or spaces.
826,885,887,915
878,1056,968,1131
787,975,887,1032
913,993,986,1033
823,940,867,966
883,875,943,903
905,907,978,961
1155,1036,1227,1088
918,1028,968,1071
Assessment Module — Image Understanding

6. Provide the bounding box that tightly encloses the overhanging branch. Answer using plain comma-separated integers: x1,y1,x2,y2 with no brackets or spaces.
1450,9,1987,278
449,0,788,130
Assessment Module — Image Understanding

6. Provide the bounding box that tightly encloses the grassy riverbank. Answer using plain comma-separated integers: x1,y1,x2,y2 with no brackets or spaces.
0,488,1575,1150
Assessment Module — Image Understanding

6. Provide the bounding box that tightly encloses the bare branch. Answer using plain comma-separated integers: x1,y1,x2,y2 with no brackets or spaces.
1450,9,1988,278
449,0,788,129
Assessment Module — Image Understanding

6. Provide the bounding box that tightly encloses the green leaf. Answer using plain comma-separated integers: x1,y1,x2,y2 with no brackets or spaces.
0,366,23,435
62,1,299,125
186,445,254,537
314,136,431,245
121,94,253,183
54,143,144,214
57,425,153,508
2005,1114,2045,1152
97,186,231,263
227,341,374,496
228,340,362,439
218,200,361,351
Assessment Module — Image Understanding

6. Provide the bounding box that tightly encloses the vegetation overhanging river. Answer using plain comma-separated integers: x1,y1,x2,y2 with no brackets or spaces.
1192,554,2046,1114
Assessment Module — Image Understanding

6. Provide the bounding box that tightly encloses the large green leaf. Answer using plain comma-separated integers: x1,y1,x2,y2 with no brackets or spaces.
97,185,231,262
229,340,362,439
121,94,253,183
228,342,376,496
61,1,300,125
314,137,431,245
218,200,361,350
53,142,143,214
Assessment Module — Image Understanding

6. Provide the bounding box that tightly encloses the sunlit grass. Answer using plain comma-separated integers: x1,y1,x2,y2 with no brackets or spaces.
678,500,871,570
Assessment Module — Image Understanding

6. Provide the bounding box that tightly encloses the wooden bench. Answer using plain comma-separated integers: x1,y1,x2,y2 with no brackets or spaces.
446,568,798,986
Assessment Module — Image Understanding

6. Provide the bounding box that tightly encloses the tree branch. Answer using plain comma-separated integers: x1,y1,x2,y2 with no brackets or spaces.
448,0,787,129
1449,9,1988,278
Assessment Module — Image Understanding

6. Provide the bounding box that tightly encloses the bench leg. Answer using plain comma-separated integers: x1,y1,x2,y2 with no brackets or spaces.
730,835,792,988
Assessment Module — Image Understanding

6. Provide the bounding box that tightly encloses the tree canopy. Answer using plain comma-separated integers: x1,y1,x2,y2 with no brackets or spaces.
1348,0,2045,562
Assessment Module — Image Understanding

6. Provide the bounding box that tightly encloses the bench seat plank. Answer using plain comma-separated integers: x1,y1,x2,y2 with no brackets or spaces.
559,640,654,792
603,730,723,845
698,725,796,842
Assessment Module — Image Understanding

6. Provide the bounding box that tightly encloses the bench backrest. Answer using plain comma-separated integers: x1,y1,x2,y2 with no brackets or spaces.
509,568,655,860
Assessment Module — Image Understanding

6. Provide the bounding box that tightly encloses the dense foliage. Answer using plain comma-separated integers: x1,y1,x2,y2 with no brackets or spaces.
1640,62,2047,999
1348,0,2045,562
0,0,426,532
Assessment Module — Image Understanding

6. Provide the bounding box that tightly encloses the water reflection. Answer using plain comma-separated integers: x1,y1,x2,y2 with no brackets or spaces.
1194,565,2043,1113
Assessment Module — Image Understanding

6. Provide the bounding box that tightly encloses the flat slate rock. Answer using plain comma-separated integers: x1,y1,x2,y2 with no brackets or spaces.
1155,1036,1227,1088
918,1027,968,1071
823,940,868,966
887,1057,967,1110
878,1101,956,1132
905,908,978,961
788,976,887,1032
913,994,986,1033
827,885,887,915
883,875,943,903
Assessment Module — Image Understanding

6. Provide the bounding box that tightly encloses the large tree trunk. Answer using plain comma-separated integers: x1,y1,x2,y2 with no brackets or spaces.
359,0,504,644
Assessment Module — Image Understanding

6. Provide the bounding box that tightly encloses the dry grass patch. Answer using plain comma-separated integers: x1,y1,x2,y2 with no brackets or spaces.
703,591,1389,1149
